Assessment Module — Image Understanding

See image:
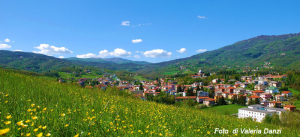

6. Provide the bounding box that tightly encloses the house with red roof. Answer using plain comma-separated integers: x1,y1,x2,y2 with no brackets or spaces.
251,90,265,96
203,98,216,106
275,95,284,101
284,105,296,112
268,101,281,108
260,93,272,101
281,91,292,97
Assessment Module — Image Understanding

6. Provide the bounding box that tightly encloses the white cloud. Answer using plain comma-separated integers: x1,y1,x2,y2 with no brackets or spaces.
134,55,141,58
121,21,130,26
197,15,206,19
196,49,207,53
33,44,73,55
77,48,131,58
13,50,22,52
98,50,109,57
109,48,131,57
132,39,142,43
143,49,172,58
176,48,187,53
77,53,99,58
58,56,65,58
136,51,139,53
0,44,11,49
4,38,10,42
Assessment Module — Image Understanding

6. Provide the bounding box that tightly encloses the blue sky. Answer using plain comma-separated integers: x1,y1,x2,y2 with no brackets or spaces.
0,0,300,63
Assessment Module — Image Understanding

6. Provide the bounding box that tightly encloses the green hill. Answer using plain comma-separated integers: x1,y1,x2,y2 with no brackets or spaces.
1,68,299,136
66,57,150,65
137,32,300,75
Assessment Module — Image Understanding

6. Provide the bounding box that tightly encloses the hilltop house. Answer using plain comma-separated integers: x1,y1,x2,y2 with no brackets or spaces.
233,88,246,95
254,84,267,91
284,105,296,112
269,81,282,88
203,98,216,106
275,95,284,101
260,93,272,101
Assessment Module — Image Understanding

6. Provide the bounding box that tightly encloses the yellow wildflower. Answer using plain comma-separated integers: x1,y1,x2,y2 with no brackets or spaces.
31,104,35,107
25,120,31,123
42,126,47,129
4,121,11,125
22,124,28,128
36,132,43,137
0,128,10,136
17,121,24,126
46,133,51,136
74,134,79,137
43,108,47,111
33,128,38,132
61,113,66,117
32,116,38,120
26,133,31,136
65,124,69,127
207,131,210,134
6,115,12,119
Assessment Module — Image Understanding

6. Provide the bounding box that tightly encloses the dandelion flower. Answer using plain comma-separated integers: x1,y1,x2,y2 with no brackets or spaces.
33,128,38,132
65,124,69,127
25,120,31,123
36,132,43,137
32,116,38,120
207,131,210,134
0,128,10,136
46,133,51,136
42,126,47,129
17,121,24,126
74,134,79,137
6,115,12,119
22,124,28,128
26,133,31,136
4,121,11,125
61,113,66,117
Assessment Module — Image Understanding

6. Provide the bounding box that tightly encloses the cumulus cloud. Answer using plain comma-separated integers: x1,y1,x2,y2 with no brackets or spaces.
121,21,130,26
99,50,109,57
77,53,99,58
197,15,206,19
33,44,73,55
13,50,22,52
136,51,139,53
132,39,142,43
134,55,141,58
176,48,187,53
58,56,65,58
4,38,11,42
109,48,131,57
77,48,131,58
143,49,172,58
0,44,11,49
196,49,207,53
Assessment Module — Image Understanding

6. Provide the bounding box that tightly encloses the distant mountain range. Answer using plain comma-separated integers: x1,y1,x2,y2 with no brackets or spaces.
1,32,300,75
65,57,150,65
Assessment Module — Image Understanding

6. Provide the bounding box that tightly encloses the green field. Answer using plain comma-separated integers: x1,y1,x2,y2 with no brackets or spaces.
59,72,101,79
0,68,299,136
201,104,247,115
134,75,150,82
163,71,179,75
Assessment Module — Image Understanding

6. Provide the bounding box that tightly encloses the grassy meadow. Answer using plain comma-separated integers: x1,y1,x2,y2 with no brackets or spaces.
0,68,299,136
201,104,247,115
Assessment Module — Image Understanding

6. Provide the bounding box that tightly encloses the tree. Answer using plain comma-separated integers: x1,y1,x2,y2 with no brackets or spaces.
139,83,144,90
177,85,182,93
196,85,200,91
186,87,193,96
254,98,260,104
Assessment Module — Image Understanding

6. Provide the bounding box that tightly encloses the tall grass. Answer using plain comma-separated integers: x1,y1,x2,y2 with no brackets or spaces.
0,68,299,136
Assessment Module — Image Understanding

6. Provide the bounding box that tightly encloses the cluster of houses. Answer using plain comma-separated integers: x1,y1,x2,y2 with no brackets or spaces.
69,71,298,122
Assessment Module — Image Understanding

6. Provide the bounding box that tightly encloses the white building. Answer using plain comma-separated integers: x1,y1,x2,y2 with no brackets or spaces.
238,105,285,122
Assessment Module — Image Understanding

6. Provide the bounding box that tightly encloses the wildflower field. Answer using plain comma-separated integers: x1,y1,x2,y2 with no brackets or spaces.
0,68,299,136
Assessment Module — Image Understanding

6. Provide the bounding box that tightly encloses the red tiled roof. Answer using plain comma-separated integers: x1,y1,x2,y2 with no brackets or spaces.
284,105,296,108
248,95,261,98
176,96,197,99
198,96,209,99
227,87,236,89
281,91,290,94
204,98,216,101
252,90,265,93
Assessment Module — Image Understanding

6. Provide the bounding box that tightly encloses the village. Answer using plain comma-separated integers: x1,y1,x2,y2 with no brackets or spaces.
60,69,297,123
